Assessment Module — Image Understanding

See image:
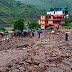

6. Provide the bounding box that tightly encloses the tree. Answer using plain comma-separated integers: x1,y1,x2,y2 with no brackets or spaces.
14,18,24,31
0,27,8,33
63,18,70,25
28,22,40,30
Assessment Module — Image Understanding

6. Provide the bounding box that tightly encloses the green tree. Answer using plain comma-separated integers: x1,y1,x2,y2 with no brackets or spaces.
63,18,70,25
0,27,8,33
28,22,40,30
14,18,24,31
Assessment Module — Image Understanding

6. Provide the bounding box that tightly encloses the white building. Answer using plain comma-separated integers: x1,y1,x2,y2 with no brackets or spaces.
47,11,63,15
46,7,69,17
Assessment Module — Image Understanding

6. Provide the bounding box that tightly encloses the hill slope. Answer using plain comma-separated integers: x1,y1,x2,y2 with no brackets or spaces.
17,0,72,12
0,0,72,28
0,0,44,28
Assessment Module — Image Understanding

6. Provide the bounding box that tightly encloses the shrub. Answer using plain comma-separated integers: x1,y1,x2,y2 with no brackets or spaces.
28,22,40,30
63,18,70,25
0,27,8,33
14,18,24,31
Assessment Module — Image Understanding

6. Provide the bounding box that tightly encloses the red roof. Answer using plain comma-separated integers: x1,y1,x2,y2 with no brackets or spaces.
51,15,63,17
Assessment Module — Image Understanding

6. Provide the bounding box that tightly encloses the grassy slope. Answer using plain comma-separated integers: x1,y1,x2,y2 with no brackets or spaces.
0,0,44,28
17,0,72,13
0,1,13,28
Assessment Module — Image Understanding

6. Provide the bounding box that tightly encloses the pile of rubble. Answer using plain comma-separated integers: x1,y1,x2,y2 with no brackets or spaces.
0,30,72,72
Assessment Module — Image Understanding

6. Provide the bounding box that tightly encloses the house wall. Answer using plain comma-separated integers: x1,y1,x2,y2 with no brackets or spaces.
40,21,45,25
41,25,45,29
38,20,41,25
47,11,54,15
55,11,63,15
47,11,63,15
41,16,46,20
39,14,64,29
48,21,53,25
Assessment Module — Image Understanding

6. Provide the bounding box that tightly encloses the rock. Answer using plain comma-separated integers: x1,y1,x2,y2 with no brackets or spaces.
0,67,7,72
8,65,12,68
19,67,26,71
6,59,17,68
50,62,57,67
44,51,48,55
63,69,71,72
39,63,44,68
0,70,3,72
6,68,9,72
12,69,20,72
29,69,35,72
33,51,36,56
19,62,24,65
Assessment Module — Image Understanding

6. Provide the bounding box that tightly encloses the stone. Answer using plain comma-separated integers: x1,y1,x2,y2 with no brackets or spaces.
19,67,26,71
50,62,56,67
63,69,71,72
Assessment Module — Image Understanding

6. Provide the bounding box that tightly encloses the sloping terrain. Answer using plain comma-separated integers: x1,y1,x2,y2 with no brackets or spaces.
0,0,72,28
17,0,72,10
0,0,44,28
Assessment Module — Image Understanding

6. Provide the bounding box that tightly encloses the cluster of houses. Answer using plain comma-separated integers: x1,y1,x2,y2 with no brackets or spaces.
39,7,69,29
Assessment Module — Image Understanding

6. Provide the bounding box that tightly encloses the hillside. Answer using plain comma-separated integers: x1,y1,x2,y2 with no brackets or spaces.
0,0,72,28
17,0,72,12
0,0,44,28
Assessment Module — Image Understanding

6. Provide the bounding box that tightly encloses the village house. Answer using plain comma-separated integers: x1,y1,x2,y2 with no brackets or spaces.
39,7,69,29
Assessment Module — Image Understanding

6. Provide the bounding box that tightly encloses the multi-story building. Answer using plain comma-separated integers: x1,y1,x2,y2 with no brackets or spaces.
39,15,64,29
39,7,69,29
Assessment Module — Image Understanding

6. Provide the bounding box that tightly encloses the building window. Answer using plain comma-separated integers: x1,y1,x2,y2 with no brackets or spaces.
49,16,51,19
42,25,43,27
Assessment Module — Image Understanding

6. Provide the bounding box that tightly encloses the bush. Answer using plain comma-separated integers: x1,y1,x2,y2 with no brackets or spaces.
63,18,70,25
28,22,40,30
14,18,24,31
62,23,72,29
0,27,8,33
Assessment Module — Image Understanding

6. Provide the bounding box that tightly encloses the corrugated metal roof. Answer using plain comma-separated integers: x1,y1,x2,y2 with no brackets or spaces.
46,7,68,12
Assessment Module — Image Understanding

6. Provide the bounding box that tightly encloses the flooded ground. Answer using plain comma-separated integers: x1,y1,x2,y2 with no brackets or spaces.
0,30,72,72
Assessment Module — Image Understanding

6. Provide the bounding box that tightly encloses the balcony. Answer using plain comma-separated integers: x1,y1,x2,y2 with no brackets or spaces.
53,18,63,21
42,18,63,21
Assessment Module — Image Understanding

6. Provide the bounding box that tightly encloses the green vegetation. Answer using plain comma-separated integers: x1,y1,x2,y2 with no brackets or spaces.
0,0,44,28
63,18,70,25
0,27,8,33
14,18,24,31
17,0,72,13
62,23,72,28
62,18,72,28
28,22,40,31
0,0,72,28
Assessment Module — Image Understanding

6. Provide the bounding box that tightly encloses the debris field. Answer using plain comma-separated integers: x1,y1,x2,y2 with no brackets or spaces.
0,30,72,72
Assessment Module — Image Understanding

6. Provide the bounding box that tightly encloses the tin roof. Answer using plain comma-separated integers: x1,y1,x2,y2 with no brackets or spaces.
46,7,68,12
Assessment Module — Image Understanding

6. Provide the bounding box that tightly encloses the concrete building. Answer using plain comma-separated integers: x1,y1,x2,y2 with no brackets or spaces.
39,7,69,29
39,15,64,29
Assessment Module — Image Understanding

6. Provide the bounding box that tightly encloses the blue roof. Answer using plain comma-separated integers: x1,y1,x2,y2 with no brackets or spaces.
46,7,68,12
